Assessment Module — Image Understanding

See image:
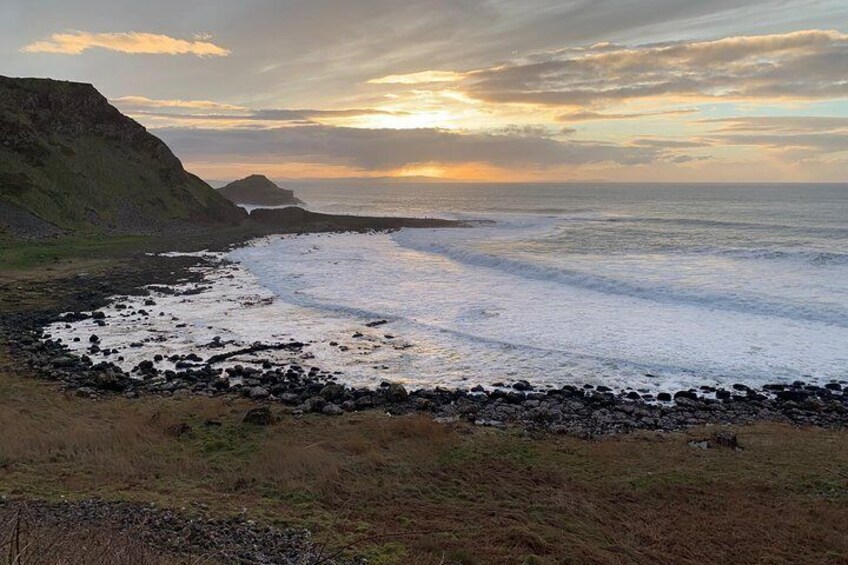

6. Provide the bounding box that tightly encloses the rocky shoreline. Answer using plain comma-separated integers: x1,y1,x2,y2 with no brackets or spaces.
3,247,847,439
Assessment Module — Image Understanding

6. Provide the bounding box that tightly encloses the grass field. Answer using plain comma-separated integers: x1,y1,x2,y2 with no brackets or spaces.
1,365,846,564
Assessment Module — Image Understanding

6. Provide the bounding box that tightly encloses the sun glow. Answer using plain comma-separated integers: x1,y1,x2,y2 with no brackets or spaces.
347,110,461,130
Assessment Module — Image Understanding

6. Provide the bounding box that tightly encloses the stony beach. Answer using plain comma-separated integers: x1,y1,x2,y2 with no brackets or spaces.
5,244,847,440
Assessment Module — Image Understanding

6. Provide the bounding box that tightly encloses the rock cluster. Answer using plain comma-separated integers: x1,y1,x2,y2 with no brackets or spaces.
11,322,848,437
0,498,352,564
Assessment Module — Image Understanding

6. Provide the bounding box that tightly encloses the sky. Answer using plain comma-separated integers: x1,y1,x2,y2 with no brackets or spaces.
2,0,848,182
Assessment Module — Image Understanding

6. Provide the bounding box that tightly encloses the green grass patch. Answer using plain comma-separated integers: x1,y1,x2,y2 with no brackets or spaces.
0,234,150,270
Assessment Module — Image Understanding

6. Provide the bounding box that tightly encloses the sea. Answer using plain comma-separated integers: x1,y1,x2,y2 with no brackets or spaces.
223,182,848,392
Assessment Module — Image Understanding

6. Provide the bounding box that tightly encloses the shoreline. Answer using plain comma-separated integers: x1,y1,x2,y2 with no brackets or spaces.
3,230,846,438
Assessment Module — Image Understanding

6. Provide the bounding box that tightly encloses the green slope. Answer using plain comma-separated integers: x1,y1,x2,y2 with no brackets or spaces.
0,76,245,239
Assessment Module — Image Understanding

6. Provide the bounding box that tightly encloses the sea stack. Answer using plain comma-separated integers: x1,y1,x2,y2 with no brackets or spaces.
217,174,304,206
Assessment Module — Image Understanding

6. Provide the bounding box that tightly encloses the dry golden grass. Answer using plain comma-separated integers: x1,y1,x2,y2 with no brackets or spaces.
1,360,847,564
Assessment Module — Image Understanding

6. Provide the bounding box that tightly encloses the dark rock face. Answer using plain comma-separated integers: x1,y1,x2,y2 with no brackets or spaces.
217,174,304,206
0,75,246,238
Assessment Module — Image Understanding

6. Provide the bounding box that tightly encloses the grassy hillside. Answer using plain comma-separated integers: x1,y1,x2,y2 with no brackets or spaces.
0,76,245,239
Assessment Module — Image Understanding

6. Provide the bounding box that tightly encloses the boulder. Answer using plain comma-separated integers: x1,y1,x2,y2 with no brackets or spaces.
386,383,408,402
321,403,343,416
248,386,270,400
319,383,346,402
243,407,274,425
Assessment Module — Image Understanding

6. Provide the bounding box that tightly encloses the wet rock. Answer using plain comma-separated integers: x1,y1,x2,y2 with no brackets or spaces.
674,390,698,401
319,383,346,402
776,390,809,402
415,397,432,410
386,383,408,402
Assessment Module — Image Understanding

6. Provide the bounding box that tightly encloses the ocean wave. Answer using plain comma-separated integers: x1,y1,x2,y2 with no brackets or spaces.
607,216,848,237
709,247,848,265
392,230,848,327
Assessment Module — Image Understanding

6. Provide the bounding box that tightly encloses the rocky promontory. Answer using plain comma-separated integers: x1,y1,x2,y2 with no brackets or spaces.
218,174,304,206
0,76,246,240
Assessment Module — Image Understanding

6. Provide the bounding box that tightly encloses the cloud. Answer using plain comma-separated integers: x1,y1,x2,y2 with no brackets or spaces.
368,70,466,84
463,29,848,106
714,132,848,154
557,109,698,122
155,125,660,170
631,138,711,148
699,116,848,157
700,116,848,133
491,125,565,137
252,108,410,120
663,154,712,163
21,31,230,56
111,96,409,127
112,96,246,112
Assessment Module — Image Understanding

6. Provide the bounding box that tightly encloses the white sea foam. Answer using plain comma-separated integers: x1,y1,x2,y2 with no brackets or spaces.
47,183,848,392
227,228,848,390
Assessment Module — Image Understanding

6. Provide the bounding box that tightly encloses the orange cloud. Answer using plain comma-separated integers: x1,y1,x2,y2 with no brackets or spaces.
21,31,230,57
112,96,246,111
368,70,466,85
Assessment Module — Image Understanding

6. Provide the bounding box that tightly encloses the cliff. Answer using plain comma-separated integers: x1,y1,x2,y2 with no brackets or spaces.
217,174,304,206
0,76,246,239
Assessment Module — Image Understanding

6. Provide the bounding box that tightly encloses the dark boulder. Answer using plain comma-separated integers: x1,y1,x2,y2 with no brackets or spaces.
386,383,408,402
243,407,274,425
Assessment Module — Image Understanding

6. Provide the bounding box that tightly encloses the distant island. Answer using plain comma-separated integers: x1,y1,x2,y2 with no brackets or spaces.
217,174,304,207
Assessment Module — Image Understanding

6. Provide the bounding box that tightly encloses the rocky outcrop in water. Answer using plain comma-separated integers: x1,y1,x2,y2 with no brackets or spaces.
218,174,304,206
